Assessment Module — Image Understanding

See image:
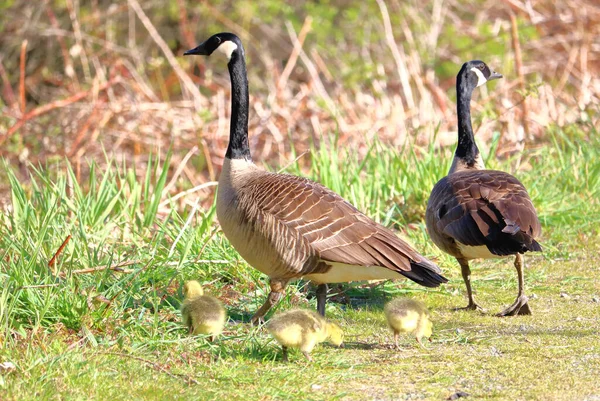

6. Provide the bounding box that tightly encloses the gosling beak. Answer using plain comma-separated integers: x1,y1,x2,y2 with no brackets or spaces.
489,70,503,81
184,42,208,56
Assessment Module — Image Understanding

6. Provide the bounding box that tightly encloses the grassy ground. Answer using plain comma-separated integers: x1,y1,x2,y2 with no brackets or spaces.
1,126,599,400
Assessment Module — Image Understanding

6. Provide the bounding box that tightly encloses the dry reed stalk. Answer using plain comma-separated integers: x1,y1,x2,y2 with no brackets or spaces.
284,20,349,134
198,0,251,44
19,40,27,115
68,103,102,158
375,0,414,111
127,0,205,111
65,0,91,81
1,77,120,146
509,12,529,138
0,58,16,108
175,0,196,49
0,0,598,203
162,145,199,195
45,1,77,85
48,235,72,273
277,16,313,95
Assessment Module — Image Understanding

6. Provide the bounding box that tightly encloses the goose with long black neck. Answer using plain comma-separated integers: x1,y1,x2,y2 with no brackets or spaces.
426,60,542,316
184,33,447,324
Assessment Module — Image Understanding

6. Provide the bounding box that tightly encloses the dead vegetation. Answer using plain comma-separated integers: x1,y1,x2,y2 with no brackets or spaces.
0,0,598,203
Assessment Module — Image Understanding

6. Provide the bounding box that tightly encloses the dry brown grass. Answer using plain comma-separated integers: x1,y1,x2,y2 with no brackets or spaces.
0,0,598,203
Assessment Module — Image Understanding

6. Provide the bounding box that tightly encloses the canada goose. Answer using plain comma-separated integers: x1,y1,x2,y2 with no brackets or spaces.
426,60,542,316
266,309,343,362
181,280,227,340
184,33,447,324
384,298,432,348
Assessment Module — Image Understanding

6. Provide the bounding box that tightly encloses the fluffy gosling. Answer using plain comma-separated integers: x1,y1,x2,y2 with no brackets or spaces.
181,280,226,341
266,309,343,362
384,298,432,349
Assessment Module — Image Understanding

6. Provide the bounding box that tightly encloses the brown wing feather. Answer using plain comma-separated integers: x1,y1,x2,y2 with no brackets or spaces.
428,170,541,256
238,172,446,287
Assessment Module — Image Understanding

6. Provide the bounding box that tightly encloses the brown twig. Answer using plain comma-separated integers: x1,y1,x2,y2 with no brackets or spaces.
0,77,119,146
48,235,72,268
19,40,28,115
66,260,141,276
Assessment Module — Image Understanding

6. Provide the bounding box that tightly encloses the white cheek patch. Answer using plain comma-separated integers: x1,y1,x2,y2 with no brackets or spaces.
217,41,238,60
470,67,487,87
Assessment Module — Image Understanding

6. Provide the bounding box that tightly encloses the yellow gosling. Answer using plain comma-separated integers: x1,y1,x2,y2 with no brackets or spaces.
181,280,226,341
384,298,433,349
266,309,343,362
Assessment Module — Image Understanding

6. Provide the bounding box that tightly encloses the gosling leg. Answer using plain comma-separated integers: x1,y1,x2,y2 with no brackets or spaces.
282,346,289,362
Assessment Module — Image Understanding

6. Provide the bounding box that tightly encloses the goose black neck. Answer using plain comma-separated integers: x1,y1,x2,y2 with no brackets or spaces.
225,50,251,160
455,74,480,166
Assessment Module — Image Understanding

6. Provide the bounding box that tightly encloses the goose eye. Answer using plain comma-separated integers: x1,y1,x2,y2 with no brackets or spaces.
478,64,485,70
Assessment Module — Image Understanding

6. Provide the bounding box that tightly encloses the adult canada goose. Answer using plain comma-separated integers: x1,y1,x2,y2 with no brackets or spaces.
384,298,432,348
266,309,343,362
426,60,542,316
184,33,447,324
181,280,227,340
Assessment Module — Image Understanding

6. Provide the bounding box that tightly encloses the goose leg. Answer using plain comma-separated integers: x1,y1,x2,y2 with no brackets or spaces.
251,279,287,325
316,284,328,316
497,253,531,316
454,258,485,312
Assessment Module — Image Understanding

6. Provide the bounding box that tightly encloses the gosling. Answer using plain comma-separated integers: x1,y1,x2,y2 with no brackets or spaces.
384,298,432,349
266,309,344,362
181,280,226,341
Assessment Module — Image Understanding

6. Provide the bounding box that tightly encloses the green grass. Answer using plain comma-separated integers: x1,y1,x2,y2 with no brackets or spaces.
1,124,600,400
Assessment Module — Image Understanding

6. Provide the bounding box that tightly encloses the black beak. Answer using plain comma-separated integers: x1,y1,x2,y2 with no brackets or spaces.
489,70,503,81
183,42,208,56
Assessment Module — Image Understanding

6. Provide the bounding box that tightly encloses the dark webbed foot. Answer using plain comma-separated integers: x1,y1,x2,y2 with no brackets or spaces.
497,295,531,316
